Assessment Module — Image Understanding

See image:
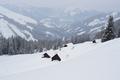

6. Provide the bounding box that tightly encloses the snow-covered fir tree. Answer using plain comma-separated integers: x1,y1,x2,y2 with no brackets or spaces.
101,16,116,42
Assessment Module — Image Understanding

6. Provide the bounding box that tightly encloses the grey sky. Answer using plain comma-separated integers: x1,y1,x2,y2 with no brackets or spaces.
1,0,120,11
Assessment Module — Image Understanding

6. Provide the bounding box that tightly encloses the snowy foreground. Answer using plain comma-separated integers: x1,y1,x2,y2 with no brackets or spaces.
0,39,120,80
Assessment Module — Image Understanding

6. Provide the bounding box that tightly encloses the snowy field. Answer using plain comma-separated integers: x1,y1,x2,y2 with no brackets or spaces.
0,39,120,80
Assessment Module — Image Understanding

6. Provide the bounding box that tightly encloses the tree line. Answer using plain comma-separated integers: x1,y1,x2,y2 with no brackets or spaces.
0,36,65,55
0,34,91,55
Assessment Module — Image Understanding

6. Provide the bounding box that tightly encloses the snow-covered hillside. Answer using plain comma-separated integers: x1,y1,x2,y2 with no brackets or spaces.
0,38,120,80
0,5,120,40
0,6,73,40
0,6,37,25
0,6,38,41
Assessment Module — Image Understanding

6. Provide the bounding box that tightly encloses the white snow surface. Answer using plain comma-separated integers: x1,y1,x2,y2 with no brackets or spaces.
23,30,37,41
0,38,120,80
0,18,36,40
0,19,15,38
46,31,55,37
88,19,105,26
90,26,103,33
40,18,55,28
0,6,38,40
43,23,54,28
0,6,37,25
26,26,34,30
77,31,85,35
115,17,120,21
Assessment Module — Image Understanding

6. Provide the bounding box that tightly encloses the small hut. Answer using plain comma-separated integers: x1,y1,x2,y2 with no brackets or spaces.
52,54,61,61
42,53,50,58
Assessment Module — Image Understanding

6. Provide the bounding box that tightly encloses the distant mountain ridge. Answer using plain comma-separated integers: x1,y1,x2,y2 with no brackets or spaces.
0,5,120,40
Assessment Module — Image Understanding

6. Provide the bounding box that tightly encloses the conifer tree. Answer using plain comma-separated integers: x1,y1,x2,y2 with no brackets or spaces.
101,16,115,42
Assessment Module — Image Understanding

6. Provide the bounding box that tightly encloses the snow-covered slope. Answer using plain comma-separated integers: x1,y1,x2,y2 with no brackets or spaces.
0,6,38,41
84,12,120,33
0,38,120,80
0,6,73,40
37,10,120,38
0,5,120,40
0,6,37,25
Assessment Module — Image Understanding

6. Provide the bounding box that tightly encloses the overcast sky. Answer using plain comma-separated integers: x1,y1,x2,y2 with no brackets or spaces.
1,0,120,11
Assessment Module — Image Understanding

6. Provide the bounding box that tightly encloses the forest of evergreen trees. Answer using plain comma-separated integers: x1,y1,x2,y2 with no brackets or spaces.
0,36,65,55
0,34,92,55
